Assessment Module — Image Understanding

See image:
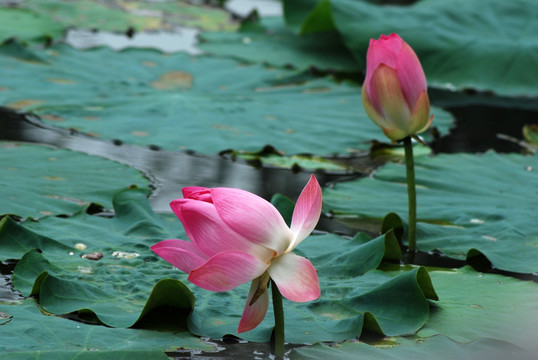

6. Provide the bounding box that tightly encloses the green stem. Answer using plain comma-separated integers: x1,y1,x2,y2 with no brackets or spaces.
271,279,285,358
403,136,417,254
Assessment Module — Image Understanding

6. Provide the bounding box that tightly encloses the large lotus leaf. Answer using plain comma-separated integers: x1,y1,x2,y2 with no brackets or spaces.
12,248,195,329
290,266,538,358
189,241,437,344
3,0,235,35
0,142,148,218
289,336,535,360
199,16,357,72
283,0,538,98
0,42,453,155
0,299,211,358
417,266,538,348
0,7,65,43
3,188,436,343
5,189,194,328
323,151,538,274
283,0,335,34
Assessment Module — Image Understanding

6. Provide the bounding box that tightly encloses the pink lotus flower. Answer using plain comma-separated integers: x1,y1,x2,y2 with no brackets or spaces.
151,175,322,333
362,33,433,141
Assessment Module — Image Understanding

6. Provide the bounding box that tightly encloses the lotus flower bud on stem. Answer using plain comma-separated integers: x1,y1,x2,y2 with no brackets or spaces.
362,33,433,255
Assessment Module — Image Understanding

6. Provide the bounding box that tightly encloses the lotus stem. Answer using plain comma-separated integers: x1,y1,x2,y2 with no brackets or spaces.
271,279,285,358
403,136,417,254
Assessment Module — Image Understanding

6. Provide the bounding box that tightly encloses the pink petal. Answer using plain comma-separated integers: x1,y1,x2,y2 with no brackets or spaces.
289,175,322,250
362,82,391,129
369,64,411,137
268,253,320,302
170,198,274,261
211,188,293,254
365,33,403,102
151,239,208,273
409,90,432,135
188,251,270,292
237,276,270,333
397,41,427,109
182,187,212,202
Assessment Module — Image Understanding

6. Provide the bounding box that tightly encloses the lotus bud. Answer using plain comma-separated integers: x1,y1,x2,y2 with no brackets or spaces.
362,33,433,141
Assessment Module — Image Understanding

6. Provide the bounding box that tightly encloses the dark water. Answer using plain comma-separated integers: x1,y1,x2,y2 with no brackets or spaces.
431,104,538,154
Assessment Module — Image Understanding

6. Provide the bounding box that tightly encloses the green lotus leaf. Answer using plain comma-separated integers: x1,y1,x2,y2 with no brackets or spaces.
0,7,64,43
283,0,538,98
199,16,356,71
418,266,538,348
0,142,148,218
0,43,453,155
290,266,538,358
3,188,435,344
0,0,235,38
323,151,538,274
0,299,211,357
289,336,535,360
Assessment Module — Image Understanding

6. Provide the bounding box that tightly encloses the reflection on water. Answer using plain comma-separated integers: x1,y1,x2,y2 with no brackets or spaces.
0,107,358,215
66,28,203,55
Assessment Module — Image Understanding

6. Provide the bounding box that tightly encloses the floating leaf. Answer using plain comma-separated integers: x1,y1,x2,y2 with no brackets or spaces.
3,188,435,343
0,7,64,43
323,152,538,273
289,335,535,360
0,43,453,155
13,249,195,329
0,142,148,218
0,298,211,357
418,266,538,348
523,124,538,147
200,16,356,71
283,0,538,98
1,0,236,36
291,266,538,358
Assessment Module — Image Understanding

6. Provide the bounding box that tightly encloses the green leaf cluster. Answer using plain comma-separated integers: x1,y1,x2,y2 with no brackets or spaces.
281,0,538,99
323,151,538,274
1,175,438,345
0,42,453,155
